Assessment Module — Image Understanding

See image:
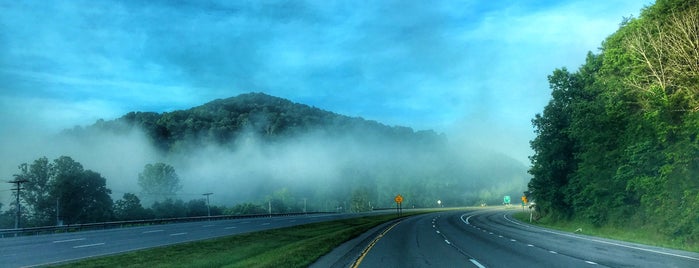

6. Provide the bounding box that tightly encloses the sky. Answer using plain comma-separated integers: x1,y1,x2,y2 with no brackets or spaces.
0,0,651,165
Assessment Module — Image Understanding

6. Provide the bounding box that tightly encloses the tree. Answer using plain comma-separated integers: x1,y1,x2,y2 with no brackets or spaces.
626,6,699,111
12,156,114,226
114,193,151,220
185,199,208,217
51,157,113,224
151,198,186,219
528,68,580,219
266,188,298,213
138,163,182,204
14,157,55,226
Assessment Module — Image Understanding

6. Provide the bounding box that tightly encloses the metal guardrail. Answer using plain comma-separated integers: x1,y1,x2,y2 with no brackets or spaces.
0,211,332,238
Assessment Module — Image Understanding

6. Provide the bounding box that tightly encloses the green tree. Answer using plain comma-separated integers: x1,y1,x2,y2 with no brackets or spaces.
114,193,151,220
138,163,182,204
51,157,113,224
151,198,186,219
185,199,208,217
528,68,580,219
14,157,55,226
12,156,114,226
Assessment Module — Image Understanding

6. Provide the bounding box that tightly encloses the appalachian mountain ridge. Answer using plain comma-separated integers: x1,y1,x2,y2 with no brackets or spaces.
61,92,527,210
72,92,446,153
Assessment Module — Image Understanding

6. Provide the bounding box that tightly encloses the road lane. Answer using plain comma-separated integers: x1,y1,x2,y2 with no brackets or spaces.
0,212,383,267
353,208,699,267
358,213,474,267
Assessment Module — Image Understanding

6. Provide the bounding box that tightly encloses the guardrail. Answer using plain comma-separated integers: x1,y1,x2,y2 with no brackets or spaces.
0,211,332,238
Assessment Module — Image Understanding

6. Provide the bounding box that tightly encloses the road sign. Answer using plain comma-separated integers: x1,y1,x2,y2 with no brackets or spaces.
521,195,528,204
395,194,403,204
504,195,511,204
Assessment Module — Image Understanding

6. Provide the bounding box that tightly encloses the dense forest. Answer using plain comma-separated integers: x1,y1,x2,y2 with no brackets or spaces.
1,93,528,228
71,93,445,153
529,0,699,246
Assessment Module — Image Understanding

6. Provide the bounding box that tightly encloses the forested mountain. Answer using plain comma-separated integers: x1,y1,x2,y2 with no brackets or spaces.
71,92,445,153
4,92,528,227
529,0,699,247
65,92,527,211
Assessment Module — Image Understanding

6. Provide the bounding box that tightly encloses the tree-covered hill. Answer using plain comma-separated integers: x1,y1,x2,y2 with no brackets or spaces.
528,0,699,247
71,92,445,153
2,92,530,227
60,92,528,210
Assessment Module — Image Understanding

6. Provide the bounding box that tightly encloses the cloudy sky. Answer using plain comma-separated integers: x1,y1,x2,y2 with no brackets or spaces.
0,0,650,163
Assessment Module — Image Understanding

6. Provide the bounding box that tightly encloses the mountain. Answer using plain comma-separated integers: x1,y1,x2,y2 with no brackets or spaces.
60,92,527,209
72,92,445,153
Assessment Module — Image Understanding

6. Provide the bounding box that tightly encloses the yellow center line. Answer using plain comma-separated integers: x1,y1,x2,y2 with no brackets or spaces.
351,219,404,268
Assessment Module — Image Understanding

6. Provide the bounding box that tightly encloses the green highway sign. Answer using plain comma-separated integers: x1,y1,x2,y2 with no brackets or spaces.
504,195,511,204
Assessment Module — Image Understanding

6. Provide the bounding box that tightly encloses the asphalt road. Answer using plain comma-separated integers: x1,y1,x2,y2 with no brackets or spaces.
352,208,699,267
0,212,376,267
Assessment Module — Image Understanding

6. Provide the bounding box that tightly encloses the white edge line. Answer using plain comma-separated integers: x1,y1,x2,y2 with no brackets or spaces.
502,213,699,261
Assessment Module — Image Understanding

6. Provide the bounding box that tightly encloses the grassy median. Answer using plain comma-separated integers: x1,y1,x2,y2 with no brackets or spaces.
54,212,424,268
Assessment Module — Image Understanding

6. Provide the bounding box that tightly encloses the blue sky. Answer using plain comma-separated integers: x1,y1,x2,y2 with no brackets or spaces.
0,0,651,163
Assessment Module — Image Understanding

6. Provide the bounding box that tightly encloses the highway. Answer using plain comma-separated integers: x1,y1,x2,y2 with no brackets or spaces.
350,208,699,267
5,208,699,267
0,213,372,267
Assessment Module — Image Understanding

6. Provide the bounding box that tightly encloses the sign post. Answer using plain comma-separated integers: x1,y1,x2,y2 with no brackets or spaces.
394,194,403,216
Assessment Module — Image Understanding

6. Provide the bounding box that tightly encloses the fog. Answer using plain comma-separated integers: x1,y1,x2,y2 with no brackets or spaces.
0,118,529,210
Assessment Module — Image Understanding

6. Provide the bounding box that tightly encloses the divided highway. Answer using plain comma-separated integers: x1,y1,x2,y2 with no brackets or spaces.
4,208,699,267
0,213,374,267
352,208,699,267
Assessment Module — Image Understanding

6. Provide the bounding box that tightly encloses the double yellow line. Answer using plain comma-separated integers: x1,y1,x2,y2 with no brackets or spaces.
351,219,404,268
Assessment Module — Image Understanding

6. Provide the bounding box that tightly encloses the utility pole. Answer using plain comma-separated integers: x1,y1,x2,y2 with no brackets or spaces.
56,198,61,226
202,193,213,218
8,179,28,229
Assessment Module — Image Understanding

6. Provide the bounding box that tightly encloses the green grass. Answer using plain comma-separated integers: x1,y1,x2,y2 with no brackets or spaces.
512,212,699,253
54,212,427,268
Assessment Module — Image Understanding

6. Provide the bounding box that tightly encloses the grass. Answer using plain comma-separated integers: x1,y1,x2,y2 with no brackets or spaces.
53,212,426,268
512,211,699,253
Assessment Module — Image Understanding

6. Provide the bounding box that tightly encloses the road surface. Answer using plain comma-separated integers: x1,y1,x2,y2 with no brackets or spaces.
347,208,699,267
0,213,374,267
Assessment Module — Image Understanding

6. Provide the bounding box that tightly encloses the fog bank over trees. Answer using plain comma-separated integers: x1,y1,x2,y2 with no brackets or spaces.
1,93,528,226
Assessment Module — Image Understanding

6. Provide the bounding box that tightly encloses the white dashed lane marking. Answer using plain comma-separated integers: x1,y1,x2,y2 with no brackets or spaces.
53,238,86,243
73,243,105,249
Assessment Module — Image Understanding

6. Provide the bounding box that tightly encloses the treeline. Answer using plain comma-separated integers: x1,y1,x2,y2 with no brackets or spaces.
0,156,351,229
528,0,699,245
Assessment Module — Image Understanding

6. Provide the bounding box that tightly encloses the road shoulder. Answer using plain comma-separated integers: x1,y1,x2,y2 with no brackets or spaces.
309,218,403,268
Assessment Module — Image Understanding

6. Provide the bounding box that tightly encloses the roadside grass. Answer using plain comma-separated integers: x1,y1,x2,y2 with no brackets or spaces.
512,212,699,253
54,212,427,268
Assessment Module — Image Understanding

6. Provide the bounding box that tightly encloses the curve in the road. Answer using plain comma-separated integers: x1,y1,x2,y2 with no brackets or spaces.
348,208,699,268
